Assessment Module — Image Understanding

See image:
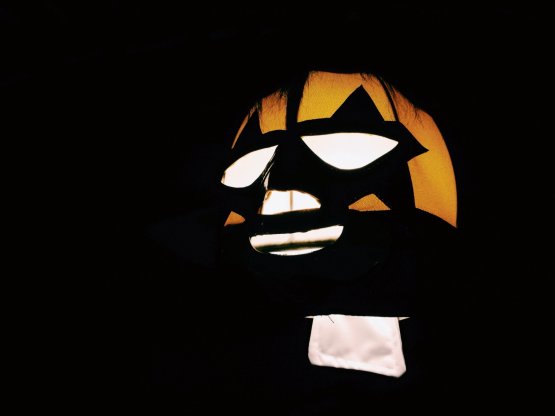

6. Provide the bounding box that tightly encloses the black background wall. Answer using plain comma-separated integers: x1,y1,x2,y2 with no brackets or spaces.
4,3,552,411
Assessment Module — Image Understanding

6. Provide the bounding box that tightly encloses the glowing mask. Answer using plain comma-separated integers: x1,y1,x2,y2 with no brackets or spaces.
221,72,457,314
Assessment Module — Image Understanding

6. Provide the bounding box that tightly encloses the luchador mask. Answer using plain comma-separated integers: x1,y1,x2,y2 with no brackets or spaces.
219,71,457,316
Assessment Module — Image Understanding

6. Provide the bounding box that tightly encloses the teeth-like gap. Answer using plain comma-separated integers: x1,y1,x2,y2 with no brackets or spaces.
250,225,343,256
260,190,321,215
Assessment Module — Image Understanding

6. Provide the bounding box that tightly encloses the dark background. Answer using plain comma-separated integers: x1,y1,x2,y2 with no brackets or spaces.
5,2,552,410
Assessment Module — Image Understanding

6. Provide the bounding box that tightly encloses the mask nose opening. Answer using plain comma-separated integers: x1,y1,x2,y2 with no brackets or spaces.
260,190,321,215
252,190,343,256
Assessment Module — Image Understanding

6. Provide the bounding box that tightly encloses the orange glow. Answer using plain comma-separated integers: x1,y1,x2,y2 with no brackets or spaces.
298,72,396,121
259,92,287,133
231,108,254,149
230,71,457,227
349,194,391,211
224,211,246,226
395,93,457,227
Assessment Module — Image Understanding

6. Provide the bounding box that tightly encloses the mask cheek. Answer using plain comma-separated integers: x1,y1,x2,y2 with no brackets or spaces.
348,194,391,212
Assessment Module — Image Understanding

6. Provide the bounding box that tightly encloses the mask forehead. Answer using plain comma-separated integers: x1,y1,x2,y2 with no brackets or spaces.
230,92,287,149
298,71,396,122
232,72,394,144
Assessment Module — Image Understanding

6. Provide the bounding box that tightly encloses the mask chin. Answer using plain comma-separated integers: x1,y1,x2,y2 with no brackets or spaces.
220,209,458,318
222,210,395,283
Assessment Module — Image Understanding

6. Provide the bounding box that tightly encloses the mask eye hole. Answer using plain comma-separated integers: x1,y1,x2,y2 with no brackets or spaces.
221,145,278,188
301,133,398,170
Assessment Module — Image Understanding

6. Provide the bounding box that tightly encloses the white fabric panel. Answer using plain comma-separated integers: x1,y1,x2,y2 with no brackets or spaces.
308,315,406,377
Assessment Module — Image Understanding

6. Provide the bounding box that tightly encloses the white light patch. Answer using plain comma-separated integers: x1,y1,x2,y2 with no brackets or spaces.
260,190,321,215
302,133,398,170
308,315,407,377
250,225,343,256
221,145,277,188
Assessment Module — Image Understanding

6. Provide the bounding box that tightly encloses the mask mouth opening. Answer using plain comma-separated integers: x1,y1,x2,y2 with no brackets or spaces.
249,225,344,256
